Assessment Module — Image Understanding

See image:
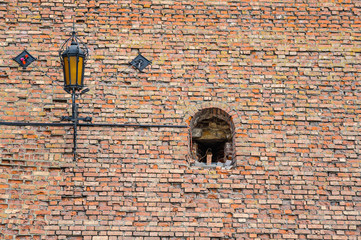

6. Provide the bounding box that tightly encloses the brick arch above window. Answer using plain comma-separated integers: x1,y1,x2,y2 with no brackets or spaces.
184,102,241,132
184,103,235,126
190,108,235,133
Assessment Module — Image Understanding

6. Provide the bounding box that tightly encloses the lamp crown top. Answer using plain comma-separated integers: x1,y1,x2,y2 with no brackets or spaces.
59,28,89,68
70,31,78,45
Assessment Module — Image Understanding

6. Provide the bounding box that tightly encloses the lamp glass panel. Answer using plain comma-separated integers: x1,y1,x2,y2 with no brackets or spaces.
77,56,84,86
63,56,70,86
69,56,78,85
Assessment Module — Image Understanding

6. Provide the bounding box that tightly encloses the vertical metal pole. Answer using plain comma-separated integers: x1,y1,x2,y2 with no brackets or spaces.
72,90,77,161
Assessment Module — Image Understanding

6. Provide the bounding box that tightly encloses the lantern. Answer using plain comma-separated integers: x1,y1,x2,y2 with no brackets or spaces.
59,31,88,93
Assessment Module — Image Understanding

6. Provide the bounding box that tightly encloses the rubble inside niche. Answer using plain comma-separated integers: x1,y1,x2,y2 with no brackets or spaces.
194,159,233,169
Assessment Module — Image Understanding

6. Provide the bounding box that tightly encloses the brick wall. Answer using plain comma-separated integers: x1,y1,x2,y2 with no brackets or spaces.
0,0,360,239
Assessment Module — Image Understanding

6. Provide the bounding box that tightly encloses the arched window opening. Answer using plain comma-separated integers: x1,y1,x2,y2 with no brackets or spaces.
190,108,234,168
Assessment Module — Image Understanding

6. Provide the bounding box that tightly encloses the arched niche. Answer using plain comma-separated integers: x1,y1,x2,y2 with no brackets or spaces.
190,108,235,168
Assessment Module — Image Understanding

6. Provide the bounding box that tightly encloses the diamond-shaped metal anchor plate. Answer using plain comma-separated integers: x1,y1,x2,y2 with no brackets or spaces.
129,54,151,72
13,50,36,69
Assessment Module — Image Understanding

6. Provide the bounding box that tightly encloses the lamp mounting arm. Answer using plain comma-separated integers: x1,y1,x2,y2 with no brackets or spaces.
61,89,92,161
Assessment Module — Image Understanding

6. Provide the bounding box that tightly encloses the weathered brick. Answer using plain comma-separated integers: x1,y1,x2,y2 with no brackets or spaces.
1,1,361,239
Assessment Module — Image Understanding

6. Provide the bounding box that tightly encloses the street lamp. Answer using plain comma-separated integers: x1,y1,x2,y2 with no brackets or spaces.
59,31,92,160
59,30,89,93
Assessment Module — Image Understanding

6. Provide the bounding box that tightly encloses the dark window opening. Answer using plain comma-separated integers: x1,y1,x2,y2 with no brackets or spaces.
194,140,229,163
191,111,234,168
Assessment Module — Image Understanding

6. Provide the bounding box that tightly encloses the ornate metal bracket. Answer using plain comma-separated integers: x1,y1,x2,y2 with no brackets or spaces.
13,50,37,69
61,89,92,161
129,54,151,72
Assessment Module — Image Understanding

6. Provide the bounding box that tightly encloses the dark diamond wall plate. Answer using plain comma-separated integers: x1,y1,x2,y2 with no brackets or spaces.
129,54,151,72
13,50,36,69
